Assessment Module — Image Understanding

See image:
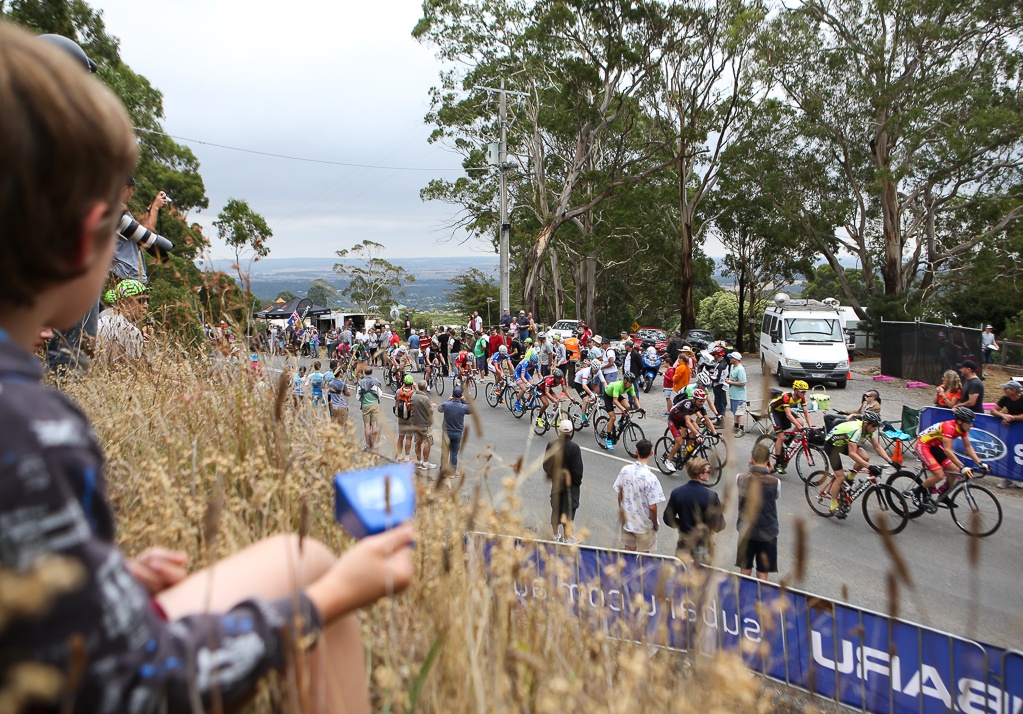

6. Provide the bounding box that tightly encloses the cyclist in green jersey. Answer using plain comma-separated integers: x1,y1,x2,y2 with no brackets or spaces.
823,411,894,518
603,373,643,450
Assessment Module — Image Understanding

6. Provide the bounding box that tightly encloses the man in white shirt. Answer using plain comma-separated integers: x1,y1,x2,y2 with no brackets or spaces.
612,439,665,552
600,337,618,391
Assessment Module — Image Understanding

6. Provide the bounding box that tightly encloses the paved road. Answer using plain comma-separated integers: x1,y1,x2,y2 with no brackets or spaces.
276,356,1023,649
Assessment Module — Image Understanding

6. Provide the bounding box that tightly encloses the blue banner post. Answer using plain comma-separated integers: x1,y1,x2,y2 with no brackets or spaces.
470,533,1023,714
919,406,1023,483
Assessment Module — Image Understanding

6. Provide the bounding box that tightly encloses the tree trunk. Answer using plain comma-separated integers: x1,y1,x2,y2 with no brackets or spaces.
549,248,564,320
585,257,597,332
736,271,747,353
678,221,695,332
523,222,556,314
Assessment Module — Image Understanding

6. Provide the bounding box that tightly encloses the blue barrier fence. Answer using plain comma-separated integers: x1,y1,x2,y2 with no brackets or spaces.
472,533,1023,714
919,407,1023,483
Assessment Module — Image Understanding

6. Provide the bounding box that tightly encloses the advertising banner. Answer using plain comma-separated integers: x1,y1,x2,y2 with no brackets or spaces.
472,534,1022,714
918,407,1022,483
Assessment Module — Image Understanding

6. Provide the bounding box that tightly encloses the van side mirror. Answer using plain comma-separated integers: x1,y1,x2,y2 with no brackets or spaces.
770,329,780,343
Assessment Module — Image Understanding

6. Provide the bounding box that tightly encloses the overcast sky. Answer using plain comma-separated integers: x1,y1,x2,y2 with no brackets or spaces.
92,0,488,262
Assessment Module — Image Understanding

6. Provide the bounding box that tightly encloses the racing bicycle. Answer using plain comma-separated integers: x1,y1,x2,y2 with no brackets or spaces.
804,465,909,534
885,466,1002,537
486,375,514,408
593,409,646,457
753,427,829,483
654,432,726,485
531,395,582,436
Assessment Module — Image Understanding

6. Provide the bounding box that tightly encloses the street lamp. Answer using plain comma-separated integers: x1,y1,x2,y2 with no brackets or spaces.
486,297,494,328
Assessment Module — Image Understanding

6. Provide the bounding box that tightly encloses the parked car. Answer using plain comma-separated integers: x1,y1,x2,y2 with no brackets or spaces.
683,329,714,350
548,319,581,340
630,327,668,355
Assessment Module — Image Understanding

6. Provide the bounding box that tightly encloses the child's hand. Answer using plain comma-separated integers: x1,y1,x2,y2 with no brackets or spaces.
127,547,189,595
306,524,416,622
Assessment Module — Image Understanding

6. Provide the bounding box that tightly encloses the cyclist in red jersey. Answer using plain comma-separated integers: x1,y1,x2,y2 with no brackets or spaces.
914,406,989,504
535,368,577,428
453,349,473,381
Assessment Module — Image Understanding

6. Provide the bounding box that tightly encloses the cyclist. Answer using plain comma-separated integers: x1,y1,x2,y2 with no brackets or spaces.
572,358,603,426
489,344,512,384
389,343,412,383
822,411,895,518
602,372,643,451
674,372,721,421
535,368,577,429
769,380,813,474
513,353,540,413
662,388,718,472
453,347,474,384
913,406,990,506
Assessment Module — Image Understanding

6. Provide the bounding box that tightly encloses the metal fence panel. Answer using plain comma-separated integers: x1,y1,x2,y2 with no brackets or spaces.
880,321,984,385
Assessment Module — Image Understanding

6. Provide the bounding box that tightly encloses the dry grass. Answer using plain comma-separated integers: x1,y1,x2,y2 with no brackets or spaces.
29,343,779,712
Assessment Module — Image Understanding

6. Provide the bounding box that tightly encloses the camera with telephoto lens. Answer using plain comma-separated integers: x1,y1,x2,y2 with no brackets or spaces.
117,212,173,254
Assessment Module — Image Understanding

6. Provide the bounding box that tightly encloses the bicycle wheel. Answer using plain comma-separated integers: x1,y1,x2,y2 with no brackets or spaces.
803,473,835,517
532,406,553,436
593,415,609,449
504,386,519,414
695,442,724,486
706,435,730,477
465,377,478,400
485,380,502,408
885,470,926,519
564,401,584,432
433,372,446,396
621,422,644,458
862,484,909,535
794,444,829,484
654,437,681,476
951,484,1002,537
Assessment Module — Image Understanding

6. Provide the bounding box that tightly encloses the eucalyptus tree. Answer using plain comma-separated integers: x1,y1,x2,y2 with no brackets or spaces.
414,0,681,318
763,0,1023,314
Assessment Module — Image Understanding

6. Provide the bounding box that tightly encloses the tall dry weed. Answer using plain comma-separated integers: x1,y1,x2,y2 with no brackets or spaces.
55,342,775,712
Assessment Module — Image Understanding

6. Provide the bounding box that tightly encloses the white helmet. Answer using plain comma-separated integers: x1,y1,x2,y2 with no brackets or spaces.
499,345,508,354
697,371,712,386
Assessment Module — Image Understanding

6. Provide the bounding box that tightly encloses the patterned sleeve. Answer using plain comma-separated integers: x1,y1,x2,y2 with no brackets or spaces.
0,399,321,713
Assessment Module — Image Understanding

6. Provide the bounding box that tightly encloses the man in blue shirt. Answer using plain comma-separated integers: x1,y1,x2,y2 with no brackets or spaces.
408,331,421,372
438,387,472,472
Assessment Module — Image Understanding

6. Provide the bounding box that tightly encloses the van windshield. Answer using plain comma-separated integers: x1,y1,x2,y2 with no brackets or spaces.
784,318,843,343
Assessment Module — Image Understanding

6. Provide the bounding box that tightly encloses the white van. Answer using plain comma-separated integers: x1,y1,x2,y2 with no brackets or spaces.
760,295,850,388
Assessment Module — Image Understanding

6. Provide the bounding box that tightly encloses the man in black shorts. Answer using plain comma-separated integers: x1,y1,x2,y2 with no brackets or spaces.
735,444,780,580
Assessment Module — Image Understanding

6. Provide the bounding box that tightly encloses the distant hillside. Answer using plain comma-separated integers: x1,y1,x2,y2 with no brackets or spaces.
198,255,499,309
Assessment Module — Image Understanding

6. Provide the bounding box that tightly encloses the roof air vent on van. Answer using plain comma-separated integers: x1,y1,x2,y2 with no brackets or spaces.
822,297,840,308
774,292,791,307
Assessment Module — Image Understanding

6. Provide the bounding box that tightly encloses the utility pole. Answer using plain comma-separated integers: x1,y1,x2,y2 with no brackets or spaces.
476,81,527,315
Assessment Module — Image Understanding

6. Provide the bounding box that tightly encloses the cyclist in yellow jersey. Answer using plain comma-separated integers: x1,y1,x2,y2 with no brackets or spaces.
823,411,895,518
769,380,813,474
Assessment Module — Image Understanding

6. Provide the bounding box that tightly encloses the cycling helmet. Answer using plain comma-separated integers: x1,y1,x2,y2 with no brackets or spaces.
692,388,707,400
499,345,508,354
530,353,539,364
552,368,564,380
37,34,97,73
953,406,976,423
792,380,809,391
538,332,546,338
103,278,147,303
590,359,602,370
697,371,712,386
861,411,883,426
404,374,414,385
712,347,726,356
623,371,636,383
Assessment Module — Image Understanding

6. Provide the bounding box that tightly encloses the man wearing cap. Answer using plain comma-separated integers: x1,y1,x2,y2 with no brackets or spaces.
538,331,554,377
982,325,999,365
600,337,618,391
517,310,531,341
438,387,472,472
620,338,643,410
543,420,585,542
959,360,985,413
726,352,747,436
500,308,513,330
666,330,685,366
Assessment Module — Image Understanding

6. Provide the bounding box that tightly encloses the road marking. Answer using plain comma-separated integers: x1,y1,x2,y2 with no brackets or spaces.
578,444,633,464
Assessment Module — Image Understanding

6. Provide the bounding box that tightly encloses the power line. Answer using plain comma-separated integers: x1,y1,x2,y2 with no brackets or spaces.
133,127,488,172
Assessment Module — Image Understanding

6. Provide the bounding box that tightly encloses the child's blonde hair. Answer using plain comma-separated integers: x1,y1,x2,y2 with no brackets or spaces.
0,22,137,306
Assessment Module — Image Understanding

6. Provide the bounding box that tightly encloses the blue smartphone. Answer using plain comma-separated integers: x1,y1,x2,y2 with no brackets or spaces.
333,463,415,539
